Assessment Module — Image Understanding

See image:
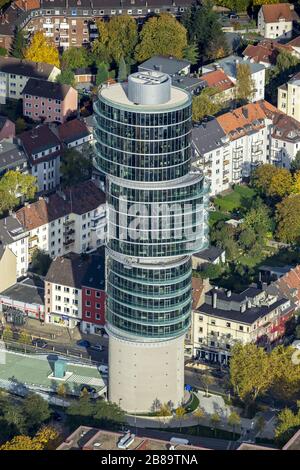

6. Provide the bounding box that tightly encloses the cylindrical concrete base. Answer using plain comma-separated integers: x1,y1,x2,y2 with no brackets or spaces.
108,333,185,413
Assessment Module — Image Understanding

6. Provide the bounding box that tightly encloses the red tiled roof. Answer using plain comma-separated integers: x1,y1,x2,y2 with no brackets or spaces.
58,118,90,144
16,180,105,230
243,40,292,65
192,277,204,310
273,265,300,306
287,35,300,48
14,0,40,10
200,69,234,93
262,3,295,23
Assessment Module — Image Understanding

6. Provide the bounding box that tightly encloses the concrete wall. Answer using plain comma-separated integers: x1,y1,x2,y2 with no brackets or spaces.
108,334,185,413
0,247,16,292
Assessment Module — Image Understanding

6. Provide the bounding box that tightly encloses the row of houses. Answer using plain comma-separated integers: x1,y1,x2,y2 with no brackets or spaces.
188,263,300,364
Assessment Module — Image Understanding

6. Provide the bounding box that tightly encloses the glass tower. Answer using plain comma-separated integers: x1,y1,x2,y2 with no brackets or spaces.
94,71,208,412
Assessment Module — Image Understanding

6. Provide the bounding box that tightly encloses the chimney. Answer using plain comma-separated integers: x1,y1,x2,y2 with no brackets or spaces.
226,290,232,298
240,303,246,313
212,291,217,309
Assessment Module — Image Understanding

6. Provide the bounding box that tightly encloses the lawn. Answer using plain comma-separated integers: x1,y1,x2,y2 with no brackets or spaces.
209,210,230,227
213,185,257,213
184,393,200,413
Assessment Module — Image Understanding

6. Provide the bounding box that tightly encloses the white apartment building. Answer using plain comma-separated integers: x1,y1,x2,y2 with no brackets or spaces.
278,72,300,123
202,56,265,102
258,3,296,40
192,101,272,196
0,215,29,278
0,57,60,104
192,286,294,364
15,180,106,263
18,125,62,193
269,113,300,169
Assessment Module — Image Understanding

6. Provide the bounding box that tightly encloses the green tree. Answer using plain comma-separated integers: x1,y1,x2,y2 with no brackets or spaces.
230,343,273,409
96,62,109,86
291,151,300,174
15,117,27,134
30,249,52,276
227,411,241,439
242,203,273,240
254,415,266,436
270,346,300,400
2,326,13,342
183,43,199,65
60,148,92,187
251,164,293,199
135,13,187,62
107,15,138,63
210,412,221,436
0,47,6,56
199,262,223,280
117,56,127,82
276,194,300,243
175,406,186,432
201,370,214,397
239,227,257,251
275,407,300,445
67,396,124,429
92,19,111,64
235,63,255,102
61,47,91,70
24,31,60,67
11,28,26,59
56,69,75,87
18,330,31,345
157,403,172,417
22,393,51,431
194,407,205,433
2,402,26,435
183,0,228,60
192,87,221,121
0,171,37,215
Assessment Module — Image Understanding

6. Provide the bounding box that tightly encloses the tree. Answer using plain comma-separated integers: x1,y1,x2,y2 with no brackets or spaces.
2,326,13,342
251,164,293,199
290,151,300,174
34,426,59,450
183,0,228,60
254,415,266,436
192,87,221,121
11,28,26,59
239,227,257,251
0,47,6,56
227,411,241,439
276,194,300,243
158,403,172,418
15,117,26,134
117,56,127,82
30,249,51,276
2,403,26,435
22,393,51,431
96,62,109,86
61,47,91,70
235,63,255,102
0,435,43,450
183,43,199,65
275,407,300,445
56,69,75,87
229,343,273,409
199,262,223,280
201,370,214,397
210,412,221,436
0,171,37,215
107,15,138,63
60,148,92,187
175,406,186,432
242,203,273,241
24,32,60,67
56,383,67,399
67,396,125,429
18,330,31,345
92,19,111,64
135,13,187,62
194,407,205,433
270,346,300,400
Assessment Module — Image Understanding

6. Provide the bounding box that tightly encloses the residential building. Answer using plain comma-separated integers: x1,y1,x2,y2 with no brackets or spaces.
197,69,235,102
266,264,300,308
278,72,300,123
74,67,97,84
0,56,60,104
138,55,191,76
0,214,29,278
94,71,209,412
57,426,205,451
202,56,265,102
192,101,276,195
192,286,295,363
243,40,297,68
56,118,92,150
0,140,28,177
18,125,61,192
15,180,106,261
0,1,193,51
44,252,105,328
0,276,45,321
0,246,16,292
81,255,106,335
22,78,78,123
269,112,300,168
258,3,297,40
0,116,15,141
286,35,300,57
192,246,226,270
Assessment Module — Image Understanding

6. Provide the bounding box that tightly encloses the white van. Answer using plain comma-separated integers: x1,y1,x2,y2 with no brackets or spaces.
170,437,190,446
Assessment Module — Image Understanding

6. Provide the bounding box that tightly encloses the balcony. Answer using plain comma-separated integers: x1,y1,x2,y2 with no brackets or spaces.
64,228,75,237
63,239,75,247
29,234,38,243
64,219,75,227
223,160,230,165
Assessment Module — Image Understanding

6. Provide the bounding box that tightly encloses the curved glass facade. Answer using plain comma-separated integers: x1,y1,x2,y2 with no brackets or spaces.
94,77,208,340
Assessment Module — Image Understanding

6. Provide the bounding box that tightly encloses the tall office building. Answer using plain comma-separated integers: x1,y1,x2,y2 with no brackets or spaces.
94,71,208,412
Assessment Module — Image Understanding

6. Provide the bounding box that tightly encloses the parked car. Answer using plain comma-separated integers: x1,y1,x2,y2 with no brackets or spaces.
51,411,63,422
76,340,91,348
32,338,48,349
91,343,104,351
80,385,96,394
98,365,109,375
228,13,239,20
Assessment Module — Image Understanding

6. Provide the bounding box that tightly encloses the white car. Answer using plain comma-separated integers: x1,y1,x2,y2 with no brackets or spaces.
91,344,104,351
98,365,109,375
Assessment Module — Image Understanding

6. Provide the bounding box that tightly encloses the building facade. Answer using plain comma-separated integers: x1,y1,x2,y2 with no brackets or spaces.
258,3,296,40
278,72,300,123
94,71,208,412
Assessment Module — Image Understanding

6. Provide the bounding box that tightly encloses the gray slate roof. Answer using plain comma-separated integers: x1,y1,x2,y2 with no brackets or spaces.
0,140,27,173
204,55,265,79
138,55,191,76
192,119,227,156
